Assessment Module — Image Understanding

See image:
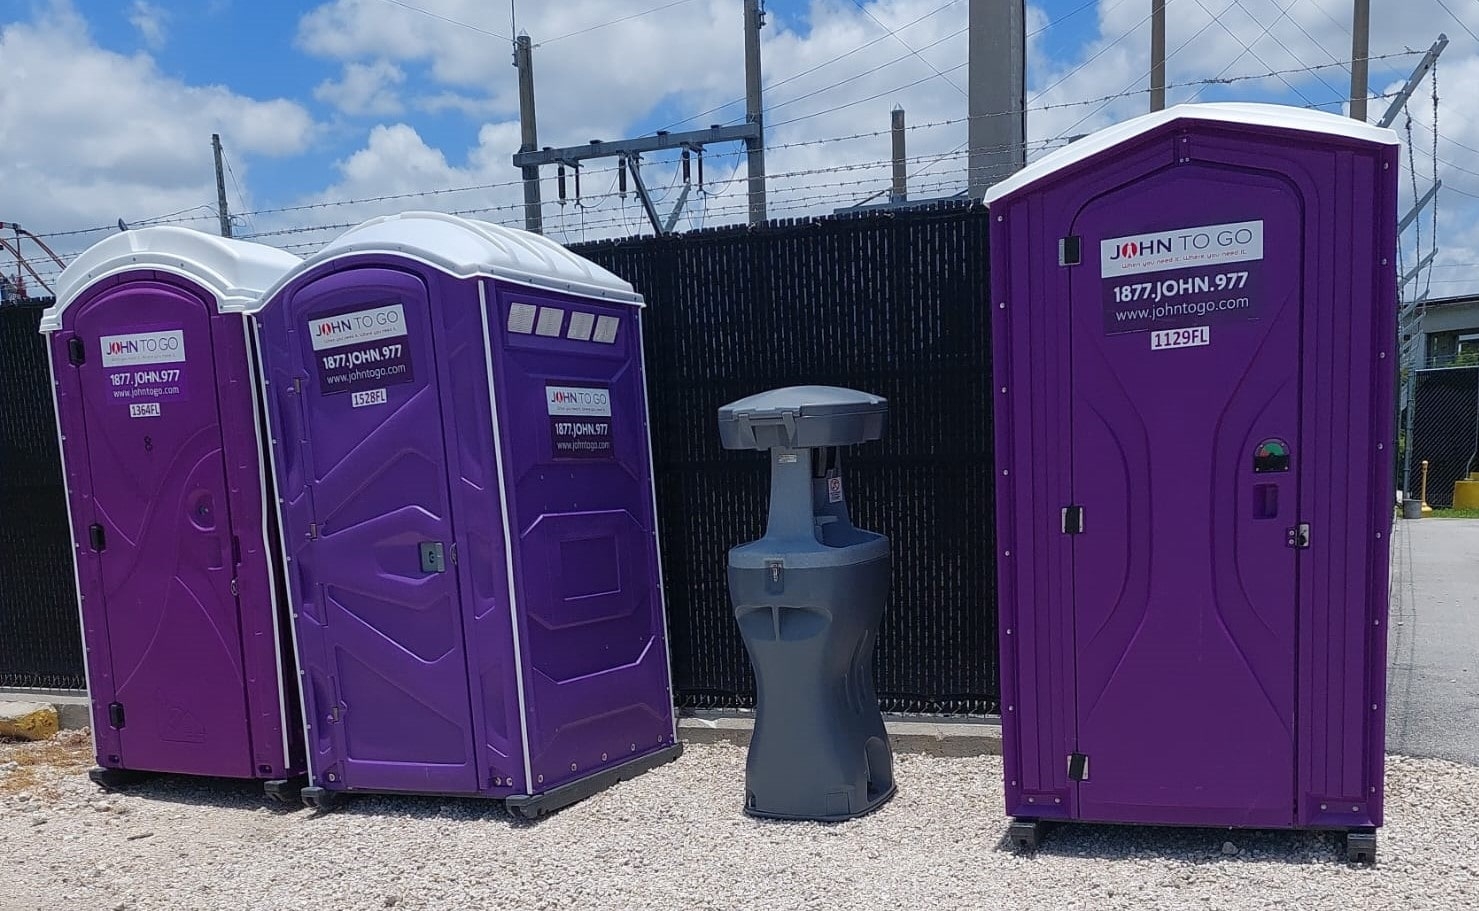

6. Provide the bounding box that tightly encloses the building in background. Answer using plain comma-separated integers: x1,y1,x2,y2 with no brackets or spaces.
1418,294,1479,368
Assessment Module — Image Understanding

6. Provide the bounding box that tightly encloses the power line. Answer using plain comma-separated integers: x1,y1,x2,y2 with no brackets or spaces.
373,0,510,41
1028,0,1153,106
542,0,702,45
1187,0,1319,107
771,61,967,129
658,0,964,132
1433,0,1479,42
844,0,966,96
764,28,967,119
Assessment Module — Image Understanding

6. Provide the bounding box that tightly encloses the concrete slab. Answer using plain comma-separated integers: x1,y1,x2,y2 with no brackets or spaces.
1387,517,1479,765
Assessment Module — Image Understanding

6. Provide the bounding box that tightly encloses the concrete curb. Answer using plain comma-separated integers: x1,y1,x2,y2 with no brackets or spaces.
1,691,1003,757
0,689,90,732
679,710,1002,757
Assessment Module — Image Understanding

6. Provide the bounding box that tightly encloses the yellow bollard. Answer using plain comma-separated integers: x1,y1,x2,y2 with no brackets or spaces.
1421,460,1433,515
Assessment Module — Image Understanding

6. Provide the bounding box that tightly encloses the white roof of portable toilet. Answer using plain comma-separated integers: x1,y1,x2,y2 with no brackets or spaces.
236,211,642,312
984,102,1400,206
42,227,301,332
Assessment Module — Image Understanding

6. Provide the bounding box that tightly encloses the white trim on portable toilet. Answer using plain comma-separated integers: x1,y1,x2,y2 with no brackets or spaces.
983,102,1400,206
478,279,538,795
43,226,300,330
231,211,643,316
44,341,97,727
241,317,294,769
252,316,319,787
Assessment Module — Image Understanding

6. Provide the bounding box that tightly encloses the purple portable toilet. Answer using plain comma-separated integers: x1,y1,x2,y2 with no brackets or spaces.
986,104,1397,863
40,227,305,795
244,212,680,815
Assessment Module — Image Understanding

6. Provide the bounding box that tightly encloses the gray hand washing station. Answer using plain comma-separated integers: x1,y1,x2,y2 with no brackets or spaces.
718,386,895,821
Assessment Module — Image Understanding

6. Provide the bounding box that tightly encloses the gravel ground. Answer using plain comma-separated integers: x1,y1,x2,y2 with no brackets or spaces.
3,735,1478,911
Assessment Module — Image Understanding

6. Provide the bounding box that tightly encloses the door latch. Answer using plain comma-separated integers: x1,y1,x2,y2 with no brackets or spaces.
1068,752,1089,781
1286,523,1311,549
419,541,446,574
1062,505,1084,535
107,702,125,729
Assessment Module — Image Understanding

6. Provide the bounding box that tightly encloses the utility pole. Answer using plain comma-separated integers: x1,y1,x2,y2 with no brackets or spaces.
1150,0,1166,111
212,133,232,238
1350,0,1370,121
890,106,907,203
743,0,767,225
514,34,544,234
968,0,1026,197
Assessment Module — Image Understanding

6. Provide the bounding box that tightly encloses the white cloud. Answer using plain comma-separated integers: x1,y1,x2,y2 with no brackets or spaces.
128,0,168,49
315,60,407,116
0,2,317,271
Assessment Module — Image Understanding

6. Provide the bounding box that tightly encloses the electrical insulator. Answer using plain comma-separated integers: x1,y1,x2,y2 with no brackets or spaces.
697,151,705,192
619,158,628,198
557,164,567,205
681,149,691,183
573,164,582,204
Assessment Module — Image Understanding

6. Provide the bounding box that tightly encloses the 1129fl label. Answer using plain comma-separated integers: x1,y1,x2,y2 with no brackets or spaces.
1150,326,1210,351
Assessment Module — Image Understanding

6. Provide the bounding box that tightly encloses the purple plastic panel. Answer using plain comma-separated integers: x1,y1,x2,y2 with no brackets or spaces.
487,282,674,793
990,119,1397,831
49,272,298,779
260,265,479,795
257,255,673,800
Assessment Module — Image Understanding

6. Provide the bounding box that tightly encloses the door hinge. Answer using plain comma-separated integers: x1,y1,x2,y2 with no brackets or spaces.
107,702,125,729
67,336,86,365
1286,522,1310,549
449,542,458,566
1058,235,1082,266
231,535,242,566
1062,505,1084,535
88,523,107,552
307,522,319,540
1068,752,1089,781
292,376,304,395
230,578,239,597
328,704,342,724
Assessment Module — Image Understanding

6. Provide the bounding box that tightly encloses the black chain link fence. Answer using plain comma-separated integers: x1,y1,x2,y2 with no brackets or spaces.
576,201,999,715
0,301,84,689
1408,366,1479,508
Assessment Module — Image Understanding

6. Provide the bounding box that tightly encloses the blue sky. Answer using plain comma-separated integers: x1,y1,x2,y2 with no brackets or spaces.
2,0,1476,296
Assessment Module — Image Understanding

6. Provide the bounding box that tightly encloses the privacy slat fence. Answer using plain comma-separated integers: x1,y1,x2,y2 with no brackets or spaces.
1,204,1002,714
0,303,83,689
575,201,999,714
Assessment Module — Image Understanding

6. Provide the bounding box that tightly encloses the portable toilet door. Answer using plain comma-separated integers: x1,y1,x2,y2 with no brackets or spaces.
986,104,1397,861
41,227,305,793
245,212,679,814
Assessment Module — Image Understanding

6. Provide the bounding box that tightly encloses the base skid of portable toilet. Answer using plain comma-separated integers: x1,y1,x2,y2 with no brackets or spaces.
245,212,680,816
40,227,306,794
986,104,1397,863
